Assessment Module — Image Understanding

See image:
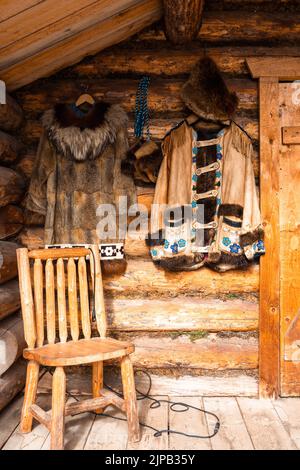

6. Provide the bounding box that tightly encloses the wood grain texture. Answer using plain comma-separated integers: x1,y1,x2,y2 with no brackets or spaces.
0,131,23,164
282,126,300,145
16,248,36,348
121,355,140,443
0,358,27,412
78,257,91,340
163,0,205,44
50,367,66,450
0,167,25,208
258,77,280,398
56,258,68,343
0,205,24,241
0,279,20,320
0,314,25,375
128,334,258,370
278,83,300,396
248,57,300,80
23,337,135,367
92,362,104,414
67,258,79,342
45,259,56,345
2,0,163,90
33,259,44,347
20,360,39,433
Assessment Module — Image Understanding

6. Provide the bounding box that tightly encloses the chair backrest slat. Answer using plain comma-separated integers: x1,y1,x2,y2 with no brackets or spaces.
78,257,91,340
17,248,36,349
90,245,107,338
45,259,56,344
33,258,44,347
17,245,106,349
67,258,79,341
57,258,68,343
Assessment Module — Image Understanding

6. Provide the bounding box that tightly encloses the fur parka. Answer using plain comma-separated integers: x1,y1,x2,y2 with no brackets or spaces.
26,102,136,246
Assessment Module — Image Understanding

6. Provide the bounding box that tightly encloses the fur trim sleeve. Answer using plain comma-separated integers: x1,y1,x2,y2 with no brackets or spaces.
26,131,55,215
113,126,137,209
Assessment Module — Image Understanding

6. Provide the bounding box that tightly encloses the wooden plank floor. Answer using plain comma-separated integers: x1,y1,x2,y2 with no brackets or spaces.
1,393,300,450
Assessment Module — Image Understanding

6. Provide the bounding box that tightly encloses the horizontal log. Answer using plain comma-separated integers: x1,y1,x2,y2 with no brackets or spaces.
0,205,24,240
0,94,23,132
0,313,26,376
116,334,258,370
104,259,259,296
0,167,25,207
0,131,23,164
23,227,259,296
105,297,258,332
16,77,258,115
0,357,27,412
0,279,20,321
65,391,125,417
38,368,258,397
73,45,300,78
138,11,300,44
0,241,19,285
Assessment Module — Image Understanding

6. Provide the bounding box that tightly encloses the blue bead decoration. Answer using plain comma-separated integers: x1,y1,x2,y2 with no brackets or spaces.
216,171,221,178
164,240,170,249
171,242,179,254
216,152,222,160
192,174,197,182
222,237,231,246
230,243,241,254
178,239,186,248
151,249,157,256
192,201,197,208
216,198,221,205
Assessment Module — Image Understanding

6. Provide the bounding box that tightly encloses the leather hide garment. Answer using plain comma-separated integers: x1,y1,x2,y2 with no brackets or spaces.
26,102,136,247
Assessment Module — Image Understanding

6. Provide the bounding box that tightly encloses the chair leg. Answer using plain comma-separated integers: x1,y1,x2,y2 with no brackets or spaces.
120,355,140,443
92,361,104,414
20,360,39,433
50,367,66,450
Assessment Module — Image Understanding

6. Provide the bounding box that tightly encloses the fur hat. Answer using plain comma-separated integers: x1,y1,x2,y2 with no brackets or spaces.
181,57,239,124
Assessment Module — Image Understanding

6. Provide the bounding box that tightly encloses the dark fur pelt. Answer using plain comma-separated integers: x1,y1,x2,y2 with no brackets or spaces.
181,57,239,123
122,140,163,186
218,204,243,219
158,253,206,271
240,228,264,247
207,252,249,272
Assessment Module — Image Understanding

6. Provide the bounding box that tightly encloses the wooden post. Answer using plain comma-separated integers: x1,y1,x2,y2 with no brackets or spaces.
259,77,280,398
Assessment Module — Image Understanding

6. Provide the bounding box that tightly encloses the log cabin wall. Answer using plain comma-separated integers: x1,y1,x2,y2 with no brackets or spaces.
1,0,300,396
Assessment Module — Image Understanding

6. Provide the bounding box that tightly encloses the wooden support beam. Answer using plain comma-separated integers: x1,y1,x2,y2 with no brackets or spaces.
65,390,125,417
1,0,163,91
247,57,300,81
258,77,280,398
282,126,300,145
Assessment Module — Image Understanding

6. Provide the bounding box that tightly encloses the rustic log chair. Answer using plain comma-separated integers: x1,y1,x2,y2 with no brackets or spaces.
16,245,140,450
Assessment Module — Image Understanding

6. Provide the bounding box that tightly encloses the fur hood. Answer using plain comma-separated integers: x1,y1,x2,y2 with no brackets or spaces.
181,57,239,124
42,102,128,161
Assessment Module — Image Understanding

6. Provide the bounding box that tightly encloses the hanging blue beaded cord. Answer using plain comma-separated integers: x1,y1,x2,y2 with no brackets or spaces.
134,76,151,141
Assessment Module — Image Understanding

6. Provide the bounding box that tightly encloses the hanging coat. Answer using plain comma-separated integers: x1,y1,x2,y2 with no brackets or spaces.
148,120,265,272
26,102,136,249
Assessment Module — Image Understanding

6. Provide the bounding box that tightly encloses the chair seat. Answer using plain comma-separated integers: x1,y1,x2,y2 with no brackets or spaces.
23,337,135,367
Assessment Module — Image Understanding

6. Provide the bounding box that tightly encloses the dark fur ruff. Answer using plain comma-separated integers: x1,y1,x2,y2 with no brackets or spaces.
181,57,239,123
218,204,244,219
240,228,264,247
42,103,128,161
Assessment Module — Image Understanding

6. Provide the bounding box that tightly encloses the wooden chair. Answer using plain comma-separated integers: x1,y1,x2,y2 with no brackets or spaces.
17,245,140,450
